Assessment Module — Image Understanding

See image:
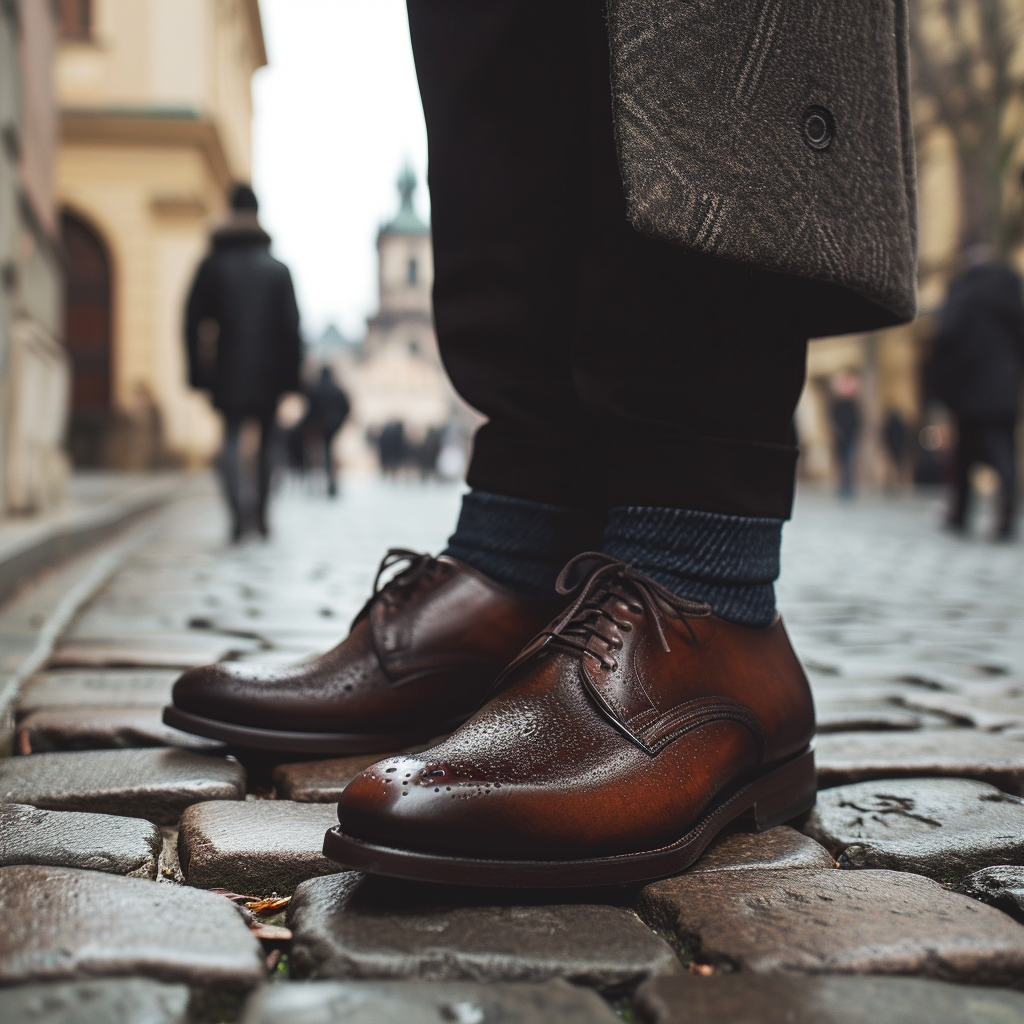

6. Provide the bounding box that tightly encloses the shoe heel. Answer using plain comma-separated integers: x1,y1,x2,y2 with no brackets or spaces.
747,746,817,831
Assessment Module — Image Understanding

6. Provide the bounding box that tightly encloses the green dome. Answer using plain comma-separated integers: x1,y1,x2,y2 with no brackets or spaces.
381,164,429,235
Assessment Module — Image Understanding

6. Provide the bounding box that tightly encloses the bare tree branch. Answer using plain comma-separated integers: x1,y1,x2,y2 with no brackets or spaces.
908,0,1024,252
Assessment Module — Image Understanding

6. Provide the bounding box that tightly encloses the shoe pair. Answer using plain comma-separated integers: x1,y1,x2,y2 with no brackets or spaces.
164,549,816,887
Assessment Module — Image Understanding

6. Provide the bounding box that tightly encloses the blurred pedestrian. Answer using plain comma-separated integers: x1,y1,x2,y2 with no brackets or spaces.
185,184,302,541
933,245,1024,539
828,371,862,498
376,420,407,476
882,408,908,490
414,427,443,479
305,366,351,497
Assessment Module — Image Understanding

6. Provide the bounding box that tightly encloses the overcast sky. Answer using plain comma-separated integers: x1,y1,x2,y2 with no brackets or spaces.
252,0,428,341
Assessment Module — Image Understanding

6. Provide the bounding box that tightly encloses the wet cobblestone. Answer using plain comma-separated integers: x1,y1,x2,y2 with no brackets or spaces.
2,479,1023,1019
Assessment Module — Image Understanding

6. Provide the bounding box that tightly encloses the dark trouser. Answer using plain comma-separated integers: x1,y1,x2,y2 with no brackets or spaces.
950,416,1018,537
407,0,811,519
219,413,276,533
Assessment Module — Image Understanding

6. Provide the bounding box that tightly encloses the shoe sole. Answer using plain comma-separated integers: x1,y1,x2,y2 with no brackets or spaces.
322,745,816,887
162,705,468,755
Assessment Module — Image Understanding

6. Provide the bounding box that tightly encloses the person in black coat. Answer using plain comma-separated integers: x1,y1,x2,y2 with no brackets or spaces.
305,366,351,497
828,371,863,499
932,247,1024,539
185,184,302,540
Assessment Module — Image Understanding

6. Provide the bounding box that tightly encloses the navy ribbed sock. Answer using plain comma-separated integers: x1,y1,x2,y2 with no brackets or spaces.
603,506,784,627
444,490,606,599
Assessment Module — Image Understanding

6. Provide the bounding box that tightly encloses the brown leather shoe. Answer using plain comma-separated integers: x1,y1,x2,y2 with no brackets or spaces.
324,553,816,887
163,550,560,754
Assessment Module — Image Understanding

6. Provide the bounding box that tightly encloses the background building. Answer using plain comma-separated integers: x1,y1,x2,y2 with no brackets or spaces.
313,168,478,477
56,0,266,469
0,0,67,515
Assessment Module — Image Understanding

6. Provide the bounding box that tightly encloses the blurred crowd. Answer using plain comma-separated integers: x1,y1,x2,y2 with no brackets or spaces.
815,244,1023,541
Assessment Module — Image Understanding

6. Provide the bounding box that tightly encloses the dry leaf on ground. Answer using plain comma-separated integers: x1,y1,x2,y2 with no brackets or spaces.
245,895,291,914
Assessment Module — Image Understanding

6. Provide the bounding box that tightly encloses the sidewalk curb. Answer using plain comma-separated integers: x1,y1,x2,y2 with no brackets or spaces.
0,510,171,752
0,476,182,610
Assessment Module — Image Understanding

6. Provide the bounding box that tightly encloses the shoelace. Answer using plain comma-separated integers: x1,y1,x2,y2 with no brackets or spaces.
489,553,712,691
540,553,712,671
351,548,439,625
372,548,437,595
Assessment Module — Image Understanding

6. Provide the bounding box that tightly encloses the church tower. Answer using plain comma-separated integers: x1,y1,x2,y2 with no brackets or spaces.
330,164,479,474
364,165,435,362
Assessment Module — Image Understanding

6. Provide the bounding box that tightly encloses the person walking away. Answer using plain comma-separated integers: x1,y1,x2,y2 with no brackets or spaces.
828,371,862,498
185,184,302,541
932,245,1024,540
168,0,917,886
305,366,351,497
882,409,907,491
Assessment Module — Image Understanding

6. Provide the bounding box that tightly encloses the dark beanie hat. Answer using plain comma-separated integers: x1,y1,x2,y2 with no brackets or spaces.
229,183,259,211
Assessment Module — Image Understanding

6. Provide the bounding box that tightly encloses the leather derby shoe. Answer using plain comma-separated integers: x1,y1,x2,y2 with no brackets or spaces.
324,553,816,886
163,549,560,754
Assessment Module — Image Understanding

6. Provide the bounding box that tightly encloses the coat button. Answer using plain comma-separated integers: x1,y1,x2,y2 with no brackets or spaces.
802,106,835,150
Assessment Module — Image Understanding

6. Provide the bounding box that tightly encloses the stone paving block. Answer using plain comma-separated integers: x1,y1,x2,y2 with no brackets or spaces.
0,865,265,991
0,803,162,878
179,799,340,893
48,634,251,669
688,826,835,873
931,679,1024,703
272,755,390,802
814,701,928,733
16,707,226,754
2,979,191,1024
959,866,1024,922
16,670,178,714
634,972,1024,1024
812,691,940,733
897,690,1024,732
230,648,326,666
288,872,680,993
196,623,341,650
802,778,1024,880
189,610,344,632
241,979,620,1024
807,679,931,698
638,868,1024,983
0,748,245,824
815,729,1024,794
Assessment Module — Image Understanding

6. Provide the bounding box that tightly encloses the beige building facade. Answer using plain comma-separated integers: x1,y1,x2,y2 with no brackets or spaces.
1,0,68,515
56,0,265,467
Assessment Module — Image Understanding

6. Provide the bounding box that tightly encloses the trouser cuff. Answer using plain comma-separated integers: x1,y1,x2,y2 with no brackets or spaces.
606,432,798,519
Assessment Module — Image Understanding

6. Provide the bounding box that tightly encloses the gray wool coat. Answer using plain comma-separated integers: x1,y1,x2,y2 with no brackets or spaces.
607,0,917,335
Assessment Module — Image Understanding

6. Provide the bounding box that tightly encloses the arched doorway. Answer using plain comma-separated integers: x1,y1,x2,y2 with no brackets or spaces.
62,210,112,465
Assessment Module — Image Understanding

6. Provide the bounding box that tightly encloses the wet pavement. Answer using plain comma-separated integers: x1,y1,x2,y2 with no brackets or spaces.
2,476,1024,1022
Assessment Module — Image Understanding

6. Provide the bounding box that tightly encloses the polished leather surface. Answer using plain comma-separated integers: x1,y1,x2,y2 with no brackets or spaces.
337,554,816,860
170,552,559,735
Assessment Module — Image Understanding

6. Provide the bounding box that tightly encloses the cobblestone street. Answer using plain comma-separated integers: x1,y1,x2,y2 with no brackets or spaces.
3,476,1024,1022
